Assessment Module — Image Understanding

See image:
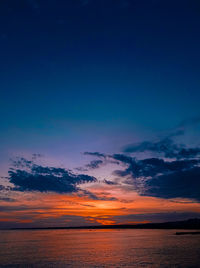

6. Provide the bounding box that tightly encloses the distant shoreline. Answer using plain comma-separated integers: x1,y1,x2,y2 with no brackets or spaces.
3,218,200,231
176,231,200,235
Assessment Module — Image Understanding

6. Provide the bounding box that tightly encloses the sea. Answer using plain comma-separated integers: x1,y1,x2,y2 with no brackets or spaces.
0,229,200,267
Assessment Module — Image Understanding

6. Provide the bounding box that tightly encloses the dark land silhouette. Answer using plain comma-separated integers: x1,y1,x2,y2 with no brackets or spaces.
9,218,200,231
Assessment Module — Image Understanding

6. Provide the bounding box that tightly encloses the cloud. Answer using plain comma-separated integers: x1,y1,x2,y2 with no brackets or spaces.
76,159,104,172
114,156,200,178
0,205,36,212
85,160,104,170
178,148,200,159
111,152,200,201
83,152,106,158
78,190,117,201
142,167,200,201
82,133,200,202
11,157,33,169
5,116,200,204
0,213,98,229
124,137,179,158
103,179,118,185
77,152,107,171
7,158,97,194
124,116,200,159
79,122,200,202
0,185,13,191
0,197,16,202
0,185,7,191
124,136,200,159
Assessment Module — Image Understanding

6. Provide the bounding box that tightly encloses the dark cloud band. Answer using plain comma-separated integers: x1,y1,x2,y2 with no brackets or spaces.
7,158,97,194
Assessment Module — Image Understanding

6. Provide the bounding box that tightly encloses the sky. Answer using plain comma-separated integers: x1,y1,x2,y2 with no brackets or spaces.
0,0,200,228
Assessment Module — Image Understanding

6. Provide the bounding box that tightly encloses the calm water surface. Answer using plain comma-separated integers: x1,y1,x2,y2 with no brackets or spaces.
0,229,200,267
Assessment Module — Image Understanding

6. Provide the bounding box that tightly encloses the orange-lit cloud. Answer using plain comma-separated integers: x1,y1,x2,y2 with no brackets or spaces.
1,185,200,228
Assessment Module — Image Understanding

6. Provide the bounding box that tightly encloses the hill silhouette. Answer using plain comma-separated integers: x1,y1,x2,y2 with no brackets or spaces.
10,218,200,230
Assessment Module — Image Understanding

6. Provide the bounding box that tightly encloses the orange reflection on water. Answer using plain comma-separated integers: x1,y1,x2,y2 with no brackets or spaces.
1,229,200,267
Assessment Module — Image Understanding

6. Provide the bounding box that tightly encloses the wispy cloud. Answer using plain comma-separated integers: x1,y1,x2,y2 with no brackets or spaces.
83,152,106,158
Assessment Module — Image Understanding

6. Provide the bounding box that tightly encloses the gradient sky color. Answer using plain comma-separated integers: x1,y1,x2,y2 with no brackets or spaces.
0,0,200,228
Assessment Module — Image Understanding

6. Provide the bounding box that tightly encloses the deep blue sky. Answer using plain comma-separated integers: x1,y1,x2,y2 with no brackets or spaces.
0,0,200,167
